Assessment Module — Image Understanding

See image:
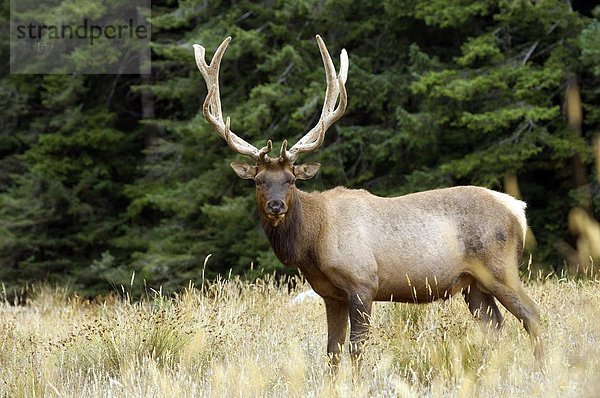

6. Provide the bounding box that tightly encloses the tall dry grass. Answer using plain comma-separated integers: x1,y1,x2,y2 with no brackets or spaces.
1,270,599,397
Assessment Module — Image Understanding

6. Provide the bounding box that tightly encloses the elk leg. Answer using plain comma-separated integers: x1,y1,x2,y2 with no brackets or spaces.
473,270,543,361
348,292,373,368
492,284,543,361
324,297,348,372
463,283,503,329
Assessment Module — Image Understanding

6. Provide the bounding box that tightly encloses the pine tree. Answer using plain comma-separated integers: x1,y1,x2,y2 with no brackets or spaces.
1,1,598,295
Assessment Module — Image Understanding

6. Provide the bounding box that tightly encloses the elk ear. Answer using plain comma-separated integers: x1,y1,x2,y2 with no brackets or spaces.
230,162,257,180
293,162,321,180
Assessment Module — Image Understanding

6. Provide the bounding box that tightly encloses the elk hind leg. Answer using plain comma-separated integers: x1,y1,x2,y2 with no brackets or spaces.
464,283,503,329
470,259,543,361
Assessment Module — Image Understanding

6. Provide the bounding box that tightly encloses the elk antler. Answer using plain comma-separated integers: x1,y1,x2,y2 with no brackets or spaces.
281,35,348,163
193,37,271,161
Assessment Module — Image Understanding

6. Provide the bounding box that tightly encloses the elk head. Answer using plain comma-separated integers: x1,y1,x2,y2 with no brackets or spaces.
193,35,348,227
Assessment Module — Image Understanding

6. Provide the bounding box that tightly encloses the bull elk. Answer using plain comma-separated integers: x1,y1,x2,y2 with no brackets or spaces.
193,35,543,368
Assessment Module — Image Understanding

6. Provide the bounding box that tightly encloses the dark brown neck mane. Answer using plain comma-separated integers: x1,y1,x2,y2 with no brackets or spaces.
260,190,303,267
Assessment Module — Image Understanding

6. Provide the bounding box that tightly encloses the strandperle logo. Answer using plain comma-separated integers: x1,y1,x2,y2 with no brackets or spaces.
15,19,149,45
10,0,150,74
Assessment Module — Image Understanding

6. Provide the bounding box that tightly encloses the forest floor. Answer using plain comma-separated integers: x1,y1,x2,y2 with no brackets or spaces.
1,269,599,397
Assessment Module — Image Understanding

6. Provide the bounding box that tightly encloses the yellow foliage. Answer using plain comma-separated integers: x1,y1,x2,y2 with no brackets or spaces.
0,275,599,397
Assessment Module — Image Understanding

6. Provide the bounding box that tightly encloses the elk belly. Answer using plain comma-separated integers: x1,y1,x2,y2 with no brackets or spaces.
373,219,468,303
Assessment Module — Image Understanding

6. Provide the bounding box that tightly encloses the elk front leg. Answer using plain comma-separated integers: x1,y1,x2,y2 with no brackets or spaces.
348,292,373,367
324,298,348,372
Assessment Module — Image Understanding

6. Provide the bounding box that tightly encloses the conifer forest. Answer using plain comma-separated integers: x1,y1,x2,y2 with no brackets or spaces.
1,0,599,296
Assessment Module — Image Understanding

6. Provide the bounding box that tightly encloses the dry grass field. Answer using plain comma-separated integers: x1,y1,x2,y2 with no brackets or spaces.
1,268,599,398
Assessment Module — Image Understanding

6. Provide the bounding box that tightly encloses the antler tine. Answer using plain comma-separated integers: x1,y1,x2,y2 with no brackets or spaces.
283,35,349,162
259,139,273,162
194,38,261,160
279,139,289,161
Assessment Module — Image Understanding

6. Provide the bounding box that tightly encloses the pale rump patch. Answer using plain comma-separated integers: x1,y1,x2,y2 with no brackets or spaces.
488,190,527,245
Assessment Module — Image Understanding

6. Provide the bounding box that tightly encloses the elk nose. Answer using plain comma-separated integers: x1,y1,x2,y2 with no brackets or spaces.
267,199,285,214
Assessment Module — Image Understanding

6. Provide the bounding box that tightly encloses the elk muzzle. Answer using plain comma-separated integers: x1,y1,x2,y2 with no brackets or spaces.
265,198,288,226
